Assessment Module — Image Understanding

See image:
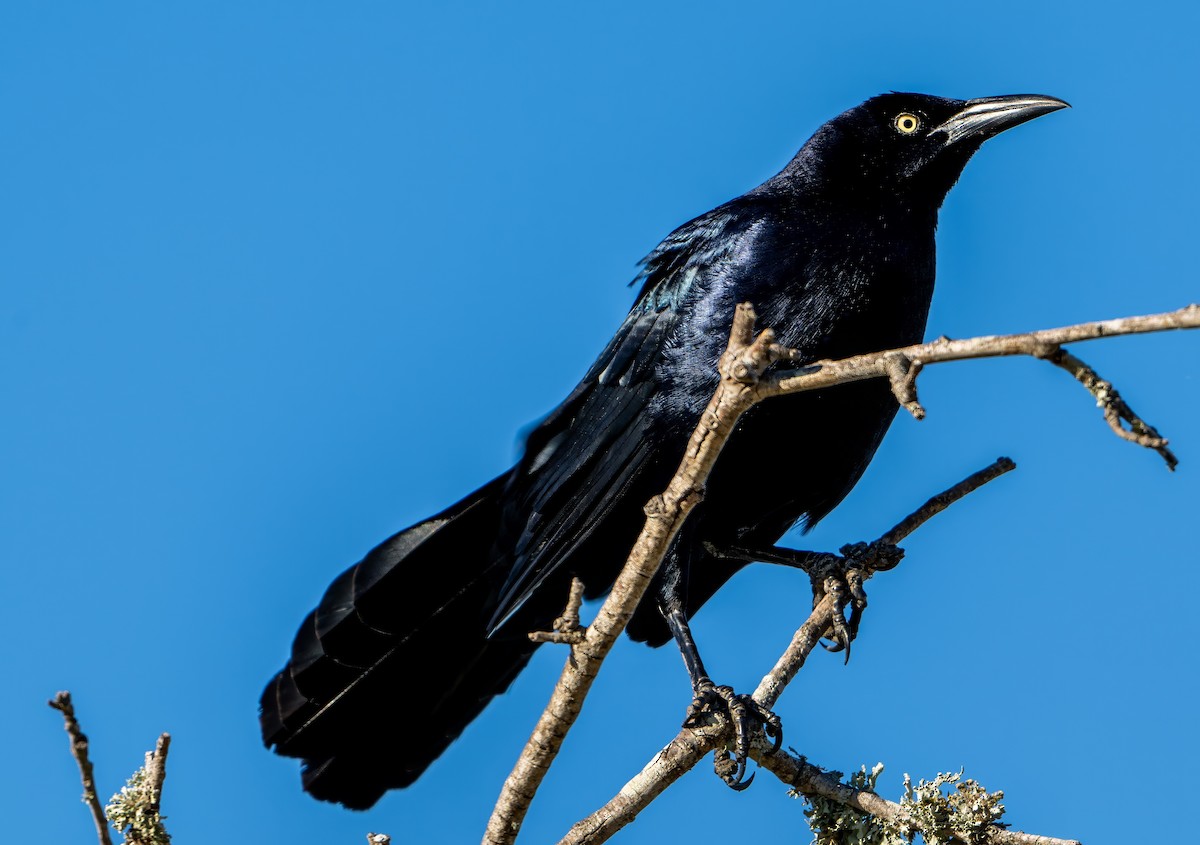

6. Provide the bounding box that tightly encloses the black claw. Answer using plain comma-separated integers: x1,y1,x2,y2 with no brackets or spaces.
818,574,855,662
816,561,874,663
821,639,851,663
686,680,781,792
831,611,853,663
713,748,754,789
728,769,755,791
844,601,864,643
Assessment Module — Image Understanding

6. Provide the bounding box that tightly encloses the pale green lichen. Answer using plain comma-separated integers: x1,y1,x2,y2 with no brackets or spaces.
800,764,1006,845
105,763,171,845
801,763,897,845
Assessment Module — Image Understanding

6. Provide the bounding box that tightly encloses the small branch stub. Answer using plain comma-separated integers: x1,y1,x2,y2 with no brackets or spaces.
106,734,173,845
145,734,171,820
884,353,925,420
529,578,587,646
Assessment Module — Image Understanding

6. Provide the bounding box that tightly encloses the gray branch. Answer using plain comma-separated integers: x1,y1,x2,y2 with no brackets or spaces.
484,303,1199,845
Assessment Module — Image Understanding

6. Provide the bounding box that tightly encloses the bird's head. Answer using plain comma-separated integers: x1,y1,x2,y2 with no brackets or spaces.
784,92,1069,209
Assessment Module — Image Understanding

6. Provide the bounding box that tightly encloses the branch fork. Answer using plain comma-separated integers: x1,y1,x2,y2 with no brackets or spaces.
721,306,802,385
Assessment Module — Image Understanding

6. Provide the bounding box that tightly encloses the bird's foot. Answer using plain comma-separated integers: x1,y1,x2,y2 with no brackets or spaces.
683,678,782,790
812,540,903,662
706,539,904,663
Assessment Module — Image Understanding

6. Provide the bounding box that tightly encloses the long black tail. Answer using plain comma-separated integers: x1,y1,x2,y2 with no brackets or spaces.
259,473,543,809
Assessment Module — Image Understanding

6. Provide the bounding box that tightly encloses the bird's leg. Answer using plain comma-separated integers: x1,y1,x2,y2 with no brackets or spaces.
656,564,782,791
662,607,783,790
705,541,838,573
706,540,903,662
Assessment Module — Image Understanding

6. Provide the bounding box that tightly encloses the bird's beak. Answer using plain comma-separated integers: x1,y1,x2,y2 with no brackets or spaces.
936,94,1070,145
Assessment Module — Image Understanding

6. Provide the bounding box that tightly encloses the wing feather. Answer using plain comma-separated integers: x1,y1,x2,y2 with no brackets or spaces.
486,202,763,631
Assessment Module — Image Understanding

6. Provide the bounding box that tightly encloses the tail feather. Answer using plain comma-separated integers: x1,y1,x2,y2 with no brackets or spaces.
260,472,546,808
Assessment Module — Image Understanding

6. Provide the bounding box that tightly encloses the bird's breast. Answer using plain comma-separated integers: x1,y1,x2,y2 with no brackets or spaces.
759,222,936,362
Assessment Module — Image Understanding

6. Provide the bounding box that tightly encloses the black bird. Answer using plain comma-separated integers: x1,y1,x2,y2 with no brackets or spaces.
260,92,1067,808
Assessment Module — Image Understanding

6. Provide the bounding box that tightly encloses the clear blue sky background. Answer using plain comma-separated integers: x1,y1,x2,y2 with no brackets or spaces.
3,3,1197,843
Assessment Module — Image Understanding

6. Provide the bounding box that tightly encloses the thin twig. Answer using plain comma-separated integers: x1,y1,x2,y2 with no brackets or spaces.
1035,344,1177,469
48,691,114,845
880,456,1017,547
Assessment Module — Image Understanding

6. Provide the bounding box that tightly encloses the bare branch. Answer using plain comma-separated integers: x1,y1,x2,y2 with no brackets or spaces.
561,701,1081,845
563,460,1014,844
765,303,1199,465
486,303,1198,844
48,691,114,845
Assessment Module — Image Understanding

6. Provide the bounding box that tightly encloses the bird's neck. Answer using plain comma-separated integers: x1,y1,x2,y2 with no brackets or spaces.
752,197,940,359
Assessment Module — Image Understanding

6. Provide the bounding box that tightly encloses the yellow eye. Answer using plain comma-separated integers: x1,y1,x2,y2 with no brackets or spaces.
894,113,920,134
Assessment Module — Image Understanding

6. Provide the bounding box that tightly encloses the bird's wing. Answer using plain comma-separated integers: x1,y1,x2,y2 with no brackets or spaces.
486,203,760,632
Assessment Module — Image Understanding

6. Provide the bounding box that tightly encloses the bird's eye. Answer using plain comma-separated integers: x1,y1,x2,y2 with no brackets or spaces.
894,113,921,135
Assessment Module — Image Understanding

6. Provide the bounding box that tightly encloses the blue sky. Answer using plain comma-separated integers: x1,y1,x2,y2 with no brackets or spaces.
3,3,1197,843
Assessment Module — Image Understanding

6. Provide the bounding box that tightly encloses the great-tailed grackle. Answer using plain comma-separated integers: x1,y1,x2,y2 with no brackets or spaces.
260,93,1067,808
